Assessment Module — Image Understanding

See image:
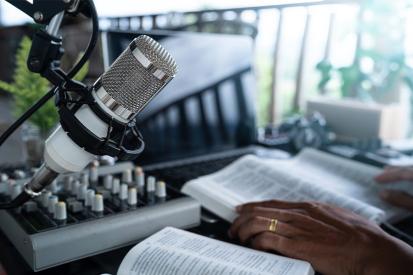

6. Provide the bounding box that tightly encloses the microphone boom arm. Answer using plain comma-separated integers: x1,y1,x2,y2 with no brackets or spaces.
4,0,80,24
0,0,100,209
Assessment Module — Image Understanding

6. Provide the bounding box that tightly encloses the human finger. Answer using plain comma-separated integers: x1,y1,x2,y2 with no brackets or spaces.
230,208,292,238
243,201,354,230
236,216,305,243
250,232,299,258
380,190,413,212
375,167,413,183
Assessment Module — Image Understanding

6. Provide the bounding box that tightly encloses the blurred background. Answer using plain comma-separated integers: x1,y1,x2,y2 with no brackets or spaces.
1,0,413,166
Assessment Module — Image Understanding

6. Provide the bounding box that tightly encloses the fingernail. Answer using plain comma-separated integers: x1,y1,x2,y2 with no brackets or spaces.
236,205,242,212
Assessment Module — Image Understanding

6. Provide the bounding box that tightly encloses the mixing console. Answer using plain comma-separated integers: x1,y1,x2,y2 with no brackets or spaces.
0,161,200,271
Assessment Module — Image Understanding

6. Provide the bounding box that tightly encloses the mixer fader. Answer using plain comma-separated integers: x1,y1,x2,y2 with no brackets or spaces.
0,161,200,271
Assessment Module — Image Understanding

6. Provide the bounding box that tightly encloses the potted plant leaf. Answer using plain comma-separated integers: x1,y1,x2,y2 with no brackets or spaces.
0,36,89,166
316,0,413,137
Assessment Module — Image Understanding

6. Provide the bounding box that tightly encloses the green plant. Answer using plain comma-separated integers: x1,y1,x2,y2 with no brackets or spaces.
0,36,89,136
317,0,413,102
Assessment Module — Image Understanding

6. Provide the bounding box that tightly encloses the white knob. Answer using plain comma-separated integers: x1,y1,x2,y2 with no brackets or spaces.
128,188,138,206
85,189,95,207
64,176,73,191
49,179,59,194
112,178,120,195
48,195,59,214
13,170,26,179
119,183,128,200
135,168,145,196
122,169,132,184
71,180,80,196
92,194,104,212
90,166,98,183
54,201,67,220
91,159,100,167
81,173,89,186
77,183,88,201
134,166,143,180
103,175,113,190
147,176,156,193
156,181,167,198
0,173,9,183
7,180,16,196
42,191,52,208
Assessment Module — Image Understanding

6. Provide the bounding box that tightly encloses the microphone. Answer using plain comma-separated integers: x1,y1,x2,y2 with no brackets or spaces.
19,35,178,204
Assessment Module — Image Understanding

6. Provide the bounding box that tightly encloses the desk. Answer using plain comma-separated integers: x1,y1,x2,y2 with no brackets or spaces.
2,149,413,274
0,228,128,275
2,209,413,275
0,215,232,275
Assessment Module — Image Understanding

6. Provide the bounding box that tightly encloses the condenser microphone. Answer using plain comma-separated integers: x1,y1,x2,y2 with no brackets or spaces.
18,35,178,204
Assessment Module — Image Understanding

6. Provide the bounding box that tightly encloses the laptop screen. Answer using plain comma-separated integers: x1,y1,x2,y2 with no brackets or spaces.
100,30,257,164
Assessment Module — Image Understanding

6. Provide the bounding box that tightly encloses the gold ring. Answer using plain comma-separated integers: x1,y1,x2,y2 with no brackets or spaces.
268,219,278,233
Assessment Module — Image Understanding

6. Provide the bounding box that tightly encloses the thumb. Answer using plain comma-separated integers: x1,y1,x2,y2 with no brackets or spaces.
380,190,413,212
375,168,413,183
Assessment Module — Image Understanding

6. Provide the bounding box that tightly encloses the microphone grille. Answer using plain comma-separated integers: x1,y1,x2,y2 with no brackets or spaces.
134,35,178,77
101,35,177,115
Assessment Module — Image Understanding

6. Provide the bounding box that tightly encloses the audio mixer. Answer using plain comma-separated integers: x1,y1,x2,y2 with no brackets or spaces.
0,161,200,271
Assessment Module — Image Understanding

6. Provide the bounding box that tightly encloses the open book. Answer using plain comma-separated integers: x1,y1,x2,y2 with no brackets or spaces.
182,148,413,224
117,227,314,275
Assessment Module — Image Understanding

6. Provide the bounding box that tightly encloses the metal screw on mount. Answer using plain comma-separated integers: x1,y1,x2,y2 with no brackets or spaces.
34,11,44,22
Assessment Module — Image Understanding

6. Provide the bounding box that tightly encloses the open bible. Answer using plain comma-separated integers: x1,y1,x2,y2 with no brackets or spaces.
182,148,413,224
117,227,314,275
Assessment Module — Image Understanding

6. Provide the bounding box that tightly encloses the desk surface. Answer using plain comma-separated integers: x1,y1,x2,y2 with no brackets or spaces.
2,213,413,275
0,218,233,275
0,229,128,275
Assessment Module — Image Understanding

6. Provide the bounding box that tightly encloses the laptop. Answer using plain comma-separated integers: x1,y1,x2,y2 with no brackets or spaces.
100,30,289,188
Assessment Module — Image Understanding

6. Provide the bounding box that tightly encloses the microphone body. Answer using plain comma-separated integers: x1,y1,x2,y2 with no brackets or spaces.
23,35,177,197
45,94,117,174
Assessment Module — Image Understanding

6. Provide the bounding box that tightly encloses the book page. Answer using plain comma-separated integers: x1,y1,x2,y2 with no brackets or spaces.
280,148,411,221
182,155,385,223
117,227,314,275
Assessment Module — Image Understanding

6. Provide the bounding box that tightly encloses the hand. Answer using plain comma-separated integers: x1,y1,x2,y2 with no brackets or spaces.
375,166,413,212
229,200,413,275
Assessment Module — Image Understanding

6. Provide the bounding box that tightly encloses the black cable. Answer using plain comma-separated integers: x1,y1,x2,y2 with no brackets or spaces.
67,0,99,79
0,87,57,147
0,192,31,209
0,0,99,209
0,0,99,149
